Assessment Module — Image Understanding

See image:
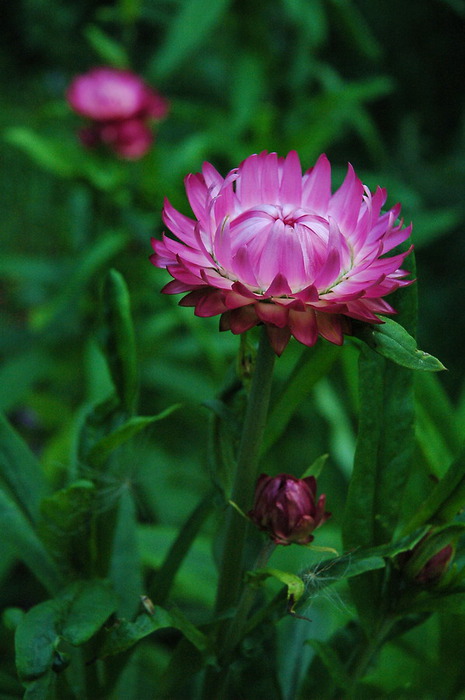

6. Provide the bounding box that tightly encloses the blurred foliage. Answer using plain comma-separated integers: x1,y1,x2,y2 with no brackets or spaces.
1,0,465,698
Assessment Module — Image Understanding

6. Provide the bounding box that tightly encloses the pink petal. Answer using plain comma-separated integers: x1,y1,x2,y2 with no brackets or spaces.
194,290,228,317
279,151,302,206
265,273,292,297
162,199,197,245
313,219,343,289
329,164,364,235
315,313,344,345
302,154,332,213
266,325,292,356
288,308,318,346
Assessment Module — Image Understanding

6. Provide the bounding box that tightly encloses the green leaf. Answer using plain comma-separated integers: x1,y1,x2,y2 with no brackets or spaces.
353,316,445,371
98,607,210,659
84,25,129,67
150,490,215,606
402,442,465,532
245,568,305,612
0,412,48,521
15,580,117,689
101,269,138,415
300,454,329,480
149,0,231,78
4,128,77,178
87,406,180,467
39,480,96,577
0,487,62,594
109,488,144,619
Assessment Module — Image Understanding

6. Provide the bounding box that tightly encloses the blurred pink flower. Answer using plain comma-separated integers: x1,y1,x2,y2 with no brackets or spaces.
67,67,169,159
151,152,413,354
248,473,330,546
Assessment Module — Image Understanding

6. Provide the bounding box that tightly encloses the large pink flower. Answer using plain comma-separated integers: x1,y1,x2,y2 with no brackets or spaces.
151,151,413,354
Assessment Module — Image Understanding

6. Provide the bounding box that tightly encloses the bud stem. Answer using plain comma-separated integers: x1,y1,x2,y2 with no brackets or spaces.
214,326,276,616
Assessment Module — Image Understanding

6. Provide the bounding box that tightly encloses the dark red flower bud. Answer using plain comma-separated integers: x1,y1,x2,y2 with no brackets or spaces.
248,473,331,546
398,535,454,585
413,544,454,584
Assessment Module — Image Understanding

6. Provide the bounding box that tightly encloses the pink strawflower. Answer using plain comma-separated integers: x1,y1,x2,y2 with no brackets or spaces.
67,67,169,160
248,473,330,546
150,151,413,354
67,67,169,121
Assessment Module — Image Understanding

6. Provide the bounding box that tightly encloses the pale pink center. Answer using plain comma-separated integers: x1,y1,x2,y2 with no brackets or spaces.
224,205,333,291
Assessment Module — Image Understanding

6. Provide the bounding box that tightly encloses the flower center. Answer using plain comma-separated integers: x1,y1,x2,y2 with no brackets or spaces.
225,204,332,291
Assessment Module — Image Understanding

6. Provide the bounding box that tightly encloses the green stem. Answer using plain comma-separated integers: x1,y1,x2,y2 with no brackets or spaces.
214,326,276,616
345,618,394,698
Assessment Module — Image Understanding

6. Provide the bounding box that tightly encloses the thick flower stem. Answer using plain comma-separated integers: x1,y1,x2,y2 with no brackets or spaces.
214,326,276,617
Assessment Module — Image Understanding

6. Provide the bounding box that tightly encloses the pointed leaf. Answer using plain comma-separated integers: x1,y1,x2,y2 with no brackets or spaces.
98,607,210,659
353,316,445,371
87,406,180,467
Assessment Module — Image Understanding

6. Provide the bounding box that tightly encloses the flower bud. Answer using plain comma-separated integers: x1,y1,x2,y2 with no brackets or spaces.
398,535,454,585
248,473,331,546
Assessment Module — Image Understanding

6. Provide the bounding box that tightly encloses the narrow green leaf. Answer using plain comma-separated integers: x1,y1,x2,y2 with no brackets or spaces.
4,128,76,178
262,342,340,455
402,442,465,532
101,269,138,414
84,25,129,67
0,488,62,594
149,0,231,78
353,316,445,371
87,406,180,467
151,490,215,606
0,412,47,521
